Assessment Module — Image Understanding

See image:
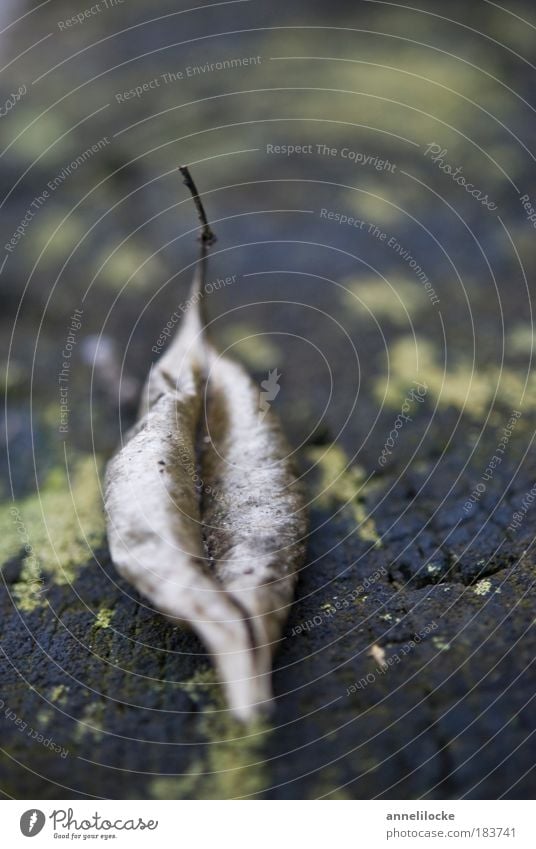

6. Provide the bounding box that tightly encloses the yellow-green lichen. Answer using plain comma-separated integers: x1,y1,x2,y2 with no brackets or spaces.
49,685,70,707
33,213,86,263
35,708,53,728
150,667,273,800
313,765,353,799
97,243,166,292
473,579,492,596
7,109,71,164
1,454,105,612
343,276,427,326
507,324,534,356
73,698,106,742
348,193,401,227
218,324,281,371
0,360,28,394
93,608,115,630
306,444,381,546
375,335,530,416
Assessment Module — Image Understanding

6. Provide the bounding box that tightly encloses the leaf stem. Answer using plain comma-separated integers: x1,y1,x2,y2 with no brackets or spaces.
179,166,217,247
179,166,216,332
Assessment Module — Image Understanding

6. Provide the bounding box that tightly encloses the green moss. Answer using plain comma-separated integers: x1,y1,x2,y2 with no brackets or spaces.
0,454,105,612
306,444,381,546
150,667,273,799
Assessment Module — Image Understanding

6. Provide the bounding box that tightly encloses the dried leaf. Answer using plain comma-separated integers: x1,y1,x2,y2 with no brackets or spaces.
105,170,307,721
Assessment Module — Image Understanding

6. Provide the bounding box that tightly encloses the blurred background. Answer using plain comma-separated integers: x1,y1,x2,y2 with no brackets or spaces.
1,0,535,800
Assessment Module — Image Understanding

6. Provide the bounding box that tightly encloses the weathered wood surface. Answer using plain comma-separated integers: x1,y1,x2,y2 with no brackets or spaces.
1,0,535,798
